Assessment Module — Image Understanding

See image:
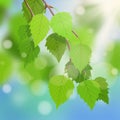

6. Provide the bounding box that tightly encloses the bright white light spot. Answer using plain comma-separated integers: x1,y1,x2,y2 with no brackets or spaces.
38,101,52,115
21,52,27,58
2,84,12,93
111,68,118,76
3,40,12,49
75,6,85,15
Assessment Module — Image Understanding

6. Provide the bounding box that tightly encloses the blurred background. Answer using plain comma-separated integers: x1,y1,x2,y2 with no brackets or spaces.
0,0,120,120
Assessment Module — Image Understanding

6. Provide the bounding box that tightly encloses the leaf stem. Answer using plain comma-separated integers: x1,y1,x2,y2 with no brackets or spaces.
42,0,79,39
66,39,71,51
72,30,79,38
24,0,78,51
24,0,34,17
42,0,55,16
42,0,73,50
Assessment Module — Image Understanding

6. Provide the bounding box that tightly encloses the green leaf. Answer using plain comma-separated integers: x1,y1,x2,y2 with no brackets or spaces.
77,80,100,109
30,14,49,47
65,61,80,80
98,89,109,104
50,12,72,38
0,52,12,84
18,25,40,63
22,0,45,22
5,14,40,63
67,31,80,44
7,14,40,63
49,75,74,108
65,61,92,83
95,77,108,90
46,33,66,62
95,77,109,104
70,44,91,72
74,27,95,47
10,14,27,41
82,64,92,80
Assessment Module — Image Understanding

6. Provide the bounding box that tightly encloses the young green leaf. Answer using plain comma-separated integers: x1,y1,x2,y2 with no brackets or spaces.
65,61,92,83
65,61,80,80
18,25,40,63
70,44,91,72
98,89,109,104
77,80,100,109
82,64,92,80
49,75,74,108
46,33,66,62
10,14,27,41
8,14,39,63
95,77,109,104
30,14,49,47
50,12,72,38
95,77,108,89
22,0,45,22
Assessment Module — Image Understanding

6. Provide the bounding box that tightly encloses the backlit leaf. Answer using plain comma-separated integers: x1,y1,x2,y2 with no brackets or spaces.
65,61,92,83
18,25,40,63
30,14,49,46
50,12,72,38
77,80,100,109
46,33,66,62
70,44,91,72
22,0,45,22
95,77,109,104
49,75,74,108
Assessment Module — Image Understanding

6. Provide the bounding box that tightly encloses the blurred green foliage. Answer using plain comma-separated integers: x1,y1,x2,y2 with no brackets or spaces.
74,27,95,47
19,54,55,84
74,4,103,46
0,52,13,84
0,0,12,24
0,0,12,7
107,42,120,72
75,4,103,30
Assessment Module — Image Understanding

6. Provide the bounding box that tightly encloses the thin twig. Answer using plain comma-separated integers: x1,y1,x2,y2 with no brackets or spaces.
42,0,55,16
24,0,34,17
72,30,79,38
42,0,79,50
66,39,71,51
42,0,79,40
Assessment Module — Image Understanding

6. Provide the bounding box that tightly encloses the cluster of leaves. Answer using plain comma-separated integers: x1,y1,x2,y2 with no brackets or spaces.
1,0,109,109
50,61,109,109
